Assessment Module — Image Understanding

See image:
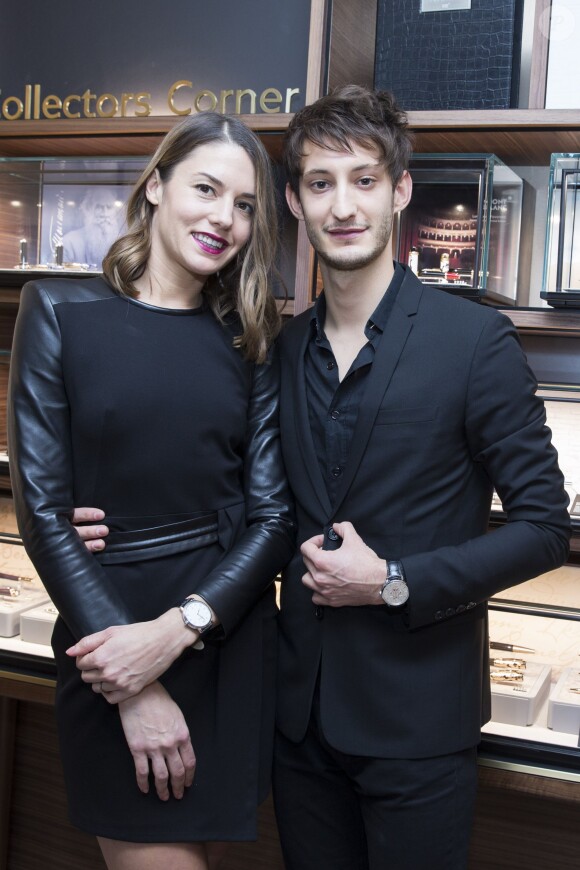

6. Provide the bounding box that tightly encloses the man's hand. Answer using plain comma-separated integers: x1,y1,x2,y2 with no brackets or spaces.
67,610,194,704
118,681,196,801
71,507,109,552
301,521,386,607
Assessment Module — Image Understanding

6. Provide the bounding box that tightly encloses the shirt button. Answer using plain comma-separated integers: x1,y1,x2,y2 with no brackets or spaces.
445,607,455,617
331,466,343,478
330,409,340,420
327,528,340,542
466,601,476,610
326,361,335,371
456,604,466,613
435,610,443,620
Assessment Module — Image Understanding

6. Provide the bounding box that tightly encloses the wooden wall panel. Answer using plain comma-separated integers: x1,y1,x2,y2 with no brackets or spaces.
468,766,580,869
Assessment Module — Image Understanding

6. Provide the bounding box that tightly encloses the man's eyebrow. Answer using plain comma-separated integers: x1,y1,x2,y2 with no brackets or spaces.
303,162,383,178
196,172,255,199
303,168,332,178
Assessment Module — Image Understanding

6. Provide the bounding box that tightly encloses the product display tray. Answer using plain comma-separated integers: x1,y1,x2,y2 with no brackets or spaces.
0,588,51,637
19,601,58,646
548,667,580,736
490,662,552,727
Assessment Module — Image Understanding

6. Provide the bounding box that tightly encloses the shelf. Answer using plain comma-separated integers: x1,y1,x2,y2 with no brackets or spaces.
3,110,580,165
407,109,580,166
499,307,580,337
0,114,291,161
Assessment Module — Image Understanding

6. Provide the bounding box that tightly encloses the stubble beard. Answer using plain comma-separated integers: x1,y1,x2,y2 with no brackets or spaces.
305,207,394,273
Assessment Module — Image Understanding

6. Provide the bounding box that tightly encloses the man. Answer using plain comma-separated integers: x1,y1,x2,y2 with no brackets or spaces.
63,187,122,268
73,87,569,868
270,85,569,870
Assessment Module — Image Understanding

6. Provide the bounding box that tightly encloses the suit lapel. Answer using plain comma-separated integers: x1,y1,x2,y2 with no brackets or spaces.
330,271,423,515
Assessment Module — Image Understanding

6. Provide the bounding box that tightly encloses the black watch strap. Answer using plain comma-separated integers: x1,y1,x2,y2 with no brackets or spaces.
387,559,404,580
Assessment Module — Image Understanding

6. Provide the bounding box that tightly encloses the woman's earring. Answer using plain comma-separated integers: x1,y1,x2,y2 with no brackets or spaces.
216,271,225,289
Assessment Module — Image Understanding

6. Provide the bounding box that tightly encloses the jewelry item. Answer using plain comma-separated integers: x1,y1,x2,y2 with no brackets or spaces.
490,669,524,684
0,585,20,597
489,657,526,670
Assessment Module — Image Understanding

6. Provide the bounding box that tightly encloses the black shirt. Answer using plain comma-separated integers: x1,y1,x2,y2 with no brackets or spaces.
305,263,405,505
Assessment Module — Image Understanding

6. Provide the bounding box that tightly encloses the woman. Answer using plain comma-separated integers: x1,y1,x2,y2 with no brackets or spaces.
8,113,295,870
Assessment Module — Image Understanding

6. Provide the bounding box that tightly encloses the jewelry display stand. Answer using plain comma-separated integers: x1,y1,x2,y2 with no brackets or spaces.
19,603,58,646
490,662,552,726
548,667,580,735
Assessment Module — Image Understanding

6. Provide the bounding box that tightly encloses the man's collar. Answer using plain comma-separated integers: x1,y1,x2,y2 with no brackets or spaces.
310,262,405,336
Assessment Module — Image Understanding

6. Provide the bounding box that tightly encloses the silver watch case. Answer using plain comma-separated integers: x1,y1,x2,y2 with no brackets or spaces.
179,597,213,633
380,562,409,608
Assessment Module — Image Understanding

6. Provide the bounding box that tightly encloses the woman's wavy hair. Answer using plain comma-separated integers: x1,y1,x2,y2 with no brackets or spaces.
284,85,414,195
103,112,281,363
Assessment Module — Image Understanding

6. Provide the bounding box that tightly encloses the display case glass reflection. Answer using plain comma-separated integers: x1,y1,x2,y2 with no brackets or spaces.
0,157,147,272
396,154,523,304
491,386,580,523
541,153,580,307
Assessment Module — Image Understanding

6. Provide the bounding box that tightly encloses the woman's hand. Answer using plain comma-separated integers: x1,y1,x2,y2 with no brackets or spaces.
70,506,109,553
118,681,196,800
67,610,195,703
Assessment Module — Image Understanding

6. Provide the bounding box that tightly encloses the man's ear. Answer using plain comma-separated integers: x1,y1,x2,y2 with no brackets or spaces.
145,169,162,206
285,182,304,221
393,170,413,215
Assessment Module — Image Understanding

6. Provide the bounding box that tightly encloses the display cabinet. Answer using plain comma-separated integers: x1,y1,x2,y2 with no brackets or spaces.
0,156,146,273
468,307,580,868
396,154,523,304
541,152,580,307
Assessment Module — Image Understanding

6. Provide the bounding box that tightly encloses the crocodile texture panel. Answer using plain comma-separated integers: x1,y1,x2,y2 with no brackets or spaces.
374,0,522,109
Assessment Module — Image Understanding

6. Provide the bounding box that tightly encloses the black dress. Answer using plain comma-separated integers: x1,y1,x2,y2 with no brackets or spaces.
8,277,295,842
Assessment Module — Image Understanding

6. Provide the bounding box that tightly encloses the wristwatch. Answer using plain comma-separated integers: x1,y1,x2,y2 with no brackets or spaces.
179,596,214,639
379,560,409,608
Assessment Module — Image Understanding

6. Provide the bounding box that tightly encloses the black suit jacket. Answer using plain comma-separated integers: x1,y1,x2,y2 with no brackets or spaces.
277,267,570,758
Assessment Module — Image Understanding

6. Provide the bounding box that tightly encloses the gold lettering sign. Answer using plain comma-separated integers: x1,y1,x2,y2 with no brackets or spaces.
0,82,301,120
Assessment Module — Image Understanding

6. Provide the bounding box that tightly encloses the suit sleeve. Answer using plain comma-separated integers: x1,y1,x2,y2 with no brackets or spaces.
8,282,133,638
192,344,296,635
402,312,571,630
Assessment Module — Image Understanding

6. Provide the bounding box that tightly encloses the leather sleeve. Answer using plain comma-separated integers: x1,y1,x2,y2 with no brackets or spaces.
193,344,296,635
7,282,133,639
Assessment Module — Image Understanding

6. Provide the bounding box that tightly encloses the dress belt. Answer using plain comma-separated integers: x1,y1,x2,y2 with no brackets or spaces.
95,512,219,565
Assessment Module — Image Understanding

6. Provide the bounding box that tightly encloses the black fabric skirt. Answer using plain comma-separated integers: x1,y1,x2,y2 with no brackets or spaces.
52,533,277,842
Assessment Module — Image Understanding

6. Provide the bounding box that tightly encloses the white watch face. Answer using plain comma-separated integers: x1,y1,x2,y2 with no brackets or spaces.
182,599,212,629
381,578,409,607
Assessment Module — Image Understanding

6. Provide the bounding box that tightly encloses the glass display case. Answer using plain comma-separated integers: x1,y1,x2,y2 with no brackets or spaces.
0,156,147,273
395,154,523,304
0,155,296,306
0,496,52,653
541,153,580,308
484,563,580,756
483,313,580,770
